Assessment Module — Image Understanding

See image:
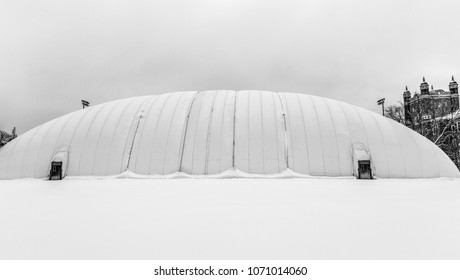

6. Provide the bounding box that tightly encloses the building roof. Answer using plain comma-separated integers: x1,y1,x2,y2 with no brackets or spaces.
429,89,449,95
0,90,458,179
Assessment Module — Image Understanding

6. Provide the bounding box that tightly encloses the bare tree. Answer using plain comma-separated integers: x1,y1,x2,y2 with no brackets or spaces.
384,102,405,123
384,101,460,169
0,127,17,148
437,129,460,167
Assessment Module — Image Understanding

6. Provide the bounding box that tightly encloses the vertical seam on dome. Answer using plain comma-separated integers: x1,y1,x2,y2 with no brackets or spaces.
295,94,310,174
218,91,230,173
76,102,111,175
281,93,295,171
131,96,161,173
20,121,49,178
32,121,55,178
323,98,342,176
104,97,139,175
351,106,371,144
89,99,125,175
68,107,97,149
350,106,371,174
337,102,354,175
178,91,199,173
126,110,144,171
259,91,265,173
406,129,426,177
146,93,176,174
369,112,390,178
204,91,219,174
232,91,238,169
33,113,70,178
44,110,82,178
180,91,201,174
189,92,208,174
388,120,407,178
121,97,151,173
274,91,289,171
66,105,99,175
307,95,326,175
247,92,251,172
270,92,281,172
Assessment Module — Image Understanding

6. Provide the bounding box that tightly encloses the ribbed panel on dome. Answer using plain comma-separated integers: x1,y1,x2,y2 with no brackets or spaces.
0,91,458,179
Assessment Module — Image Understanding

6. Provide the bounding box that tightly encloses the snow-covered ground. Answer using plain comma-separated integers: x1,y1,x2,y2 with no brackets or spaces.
0,178,459,259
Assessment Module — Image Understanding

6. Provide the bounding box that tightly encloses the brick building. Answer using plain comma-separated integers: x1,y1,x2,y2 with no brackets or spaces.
403,77,459,140
403,77,460,167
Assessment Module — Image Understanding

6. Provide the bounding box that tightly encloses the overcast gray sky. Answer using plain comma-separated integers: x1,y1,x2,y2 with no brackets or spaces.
1,0,459,133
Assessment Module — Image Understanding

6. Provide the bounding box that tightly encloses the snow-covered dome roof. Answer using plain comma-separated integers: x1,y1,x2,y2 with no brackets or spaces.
1,90,458,179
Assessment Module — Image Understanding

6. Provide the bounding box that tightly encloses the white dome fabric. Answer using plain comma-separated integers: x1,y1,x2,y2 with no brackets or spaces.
0,90,459,179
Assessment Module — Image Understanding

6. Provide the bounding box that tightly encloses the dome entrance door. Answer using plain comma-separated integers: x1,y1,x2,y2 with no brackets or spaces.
351,143,374,179
49,161,63,180
48,145,69,180
358,160,372,179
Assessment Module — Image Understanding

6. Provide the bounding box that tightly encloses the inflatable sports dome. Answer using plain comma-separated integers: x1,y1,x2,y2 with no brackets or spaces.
0,90,458,179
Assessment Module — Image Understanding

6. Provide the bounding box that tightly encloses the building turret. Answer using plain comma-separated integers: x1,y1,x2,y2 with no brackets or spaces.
403,86,412,126
403,86,411,99
449,76,459,113
420,77,430,95
449,76,458,94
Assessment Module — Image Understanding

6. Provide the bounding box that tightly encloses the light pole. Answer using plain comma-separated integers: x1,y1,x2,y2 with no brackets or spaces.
377,98,385,116
81,100,90,109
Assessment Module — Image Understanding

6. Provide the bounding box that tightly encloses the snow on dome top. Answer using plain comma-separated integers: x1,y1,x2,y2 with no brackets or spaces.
0,90,458,179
